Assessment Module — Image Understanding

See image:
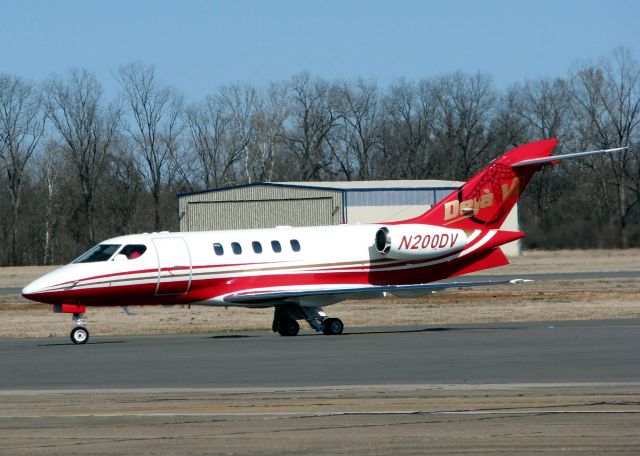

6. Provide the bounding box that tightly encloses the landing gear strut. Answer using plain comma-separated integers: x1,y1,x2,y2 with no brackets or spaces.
272,306,343,337
70,312,89,344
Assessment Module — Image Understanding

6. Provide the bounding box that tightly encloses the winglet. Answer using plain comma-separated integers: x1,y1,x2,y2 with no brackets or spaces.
509,279,534,284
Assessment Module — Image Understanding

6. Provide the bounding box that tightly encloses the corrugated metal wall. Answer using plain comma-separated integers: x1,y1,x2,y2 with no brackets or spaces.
345,188,458,207
179,184,343,231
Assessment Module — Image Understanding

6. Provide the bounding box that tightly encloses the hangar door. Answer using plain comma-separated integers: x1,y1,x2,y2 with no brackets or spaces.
186,197,337,231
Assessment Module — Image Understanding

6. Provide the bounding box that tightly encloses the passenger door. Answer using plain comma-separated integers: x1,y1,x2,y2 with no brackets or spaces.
153,237,192,295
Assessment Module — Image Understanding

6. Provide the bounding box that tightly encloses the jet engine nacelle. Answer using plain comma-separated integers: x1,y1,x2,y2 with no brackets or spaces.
374,224,467,259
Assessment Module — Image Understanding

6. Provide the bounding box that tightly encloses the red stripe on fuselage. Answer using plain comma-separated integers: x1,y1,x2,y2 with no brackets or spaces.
26,246,505,307
45,230,487,292
46,261,278,290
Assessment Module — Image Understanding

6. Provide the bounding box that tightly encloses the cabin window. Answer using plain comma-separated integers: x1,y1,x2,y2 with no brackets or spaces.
290,239,301,252
271,240,282,253
73,244,122,263
252,241,262,254
213,243,224,256
231,242,242,255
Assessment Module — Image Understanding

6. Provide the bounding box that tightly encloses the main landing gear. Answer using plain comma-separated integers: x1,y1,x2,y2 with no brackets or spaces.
70,313,89,344
272,306,344,337
321,317,344,335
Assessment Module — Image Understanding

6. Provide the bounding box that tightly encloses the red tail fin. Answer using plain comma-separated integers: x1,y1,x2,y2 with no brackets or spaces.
401,139,559,229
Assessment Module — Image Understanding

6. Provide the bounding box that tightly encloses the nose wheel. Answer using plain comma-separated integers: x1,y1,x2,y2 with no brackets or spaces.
70,326,89,344
70,312,89,344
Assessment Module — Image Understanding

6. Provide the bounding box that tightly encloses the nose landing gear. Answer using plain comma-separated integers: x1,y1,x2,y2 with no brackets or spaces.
54,304,90,344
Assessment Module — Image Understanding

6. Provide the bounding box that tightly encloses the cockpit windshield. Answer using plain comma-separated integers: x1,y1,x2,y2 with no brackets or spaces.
72,244,121,263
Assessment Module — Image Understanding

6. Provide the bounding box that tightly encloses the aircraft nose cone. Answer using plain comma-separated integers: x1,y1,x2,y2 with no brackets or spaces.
21,265,81,304
22,281,41,299
21,279,50,303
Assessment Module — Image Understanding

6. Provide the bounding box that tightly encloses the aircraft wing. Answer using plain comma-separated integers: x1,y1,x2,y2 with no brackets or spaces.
223,278,531,306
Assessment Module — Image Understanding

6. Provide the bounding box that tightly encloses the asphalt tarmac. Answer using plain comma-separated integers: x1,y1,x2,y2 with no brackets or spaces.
0,287,22,294
1,319,639,389
2,320,640,454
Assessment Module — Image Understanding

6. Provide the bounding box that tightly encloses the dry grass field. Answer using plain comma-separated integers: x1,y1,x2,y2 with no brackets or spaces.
0,249,638,339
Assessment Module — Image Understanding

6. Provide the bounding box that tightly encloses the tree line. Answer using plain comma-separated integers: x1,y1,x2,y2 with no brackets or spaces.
1,47,639,266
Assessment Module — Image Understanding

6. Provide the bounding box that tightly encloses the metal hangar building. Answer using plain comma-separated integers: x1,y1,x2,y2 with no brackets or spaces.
177,180,520,255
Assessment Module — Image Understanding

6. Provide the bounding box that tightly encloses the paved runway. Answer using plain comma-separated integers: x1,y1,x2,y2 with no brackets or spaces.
2,382,639,455
1,319,639,389
2,320,640,454
0,287,22,295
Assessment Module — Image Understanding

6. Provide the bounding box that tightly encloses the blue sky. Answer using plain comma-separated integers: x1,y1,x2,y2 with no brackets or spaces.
1,0,639,101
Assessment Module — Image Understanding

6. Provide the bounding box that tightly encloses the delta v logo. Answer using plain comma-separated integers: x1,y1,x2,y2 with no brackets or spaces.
444,177,519,223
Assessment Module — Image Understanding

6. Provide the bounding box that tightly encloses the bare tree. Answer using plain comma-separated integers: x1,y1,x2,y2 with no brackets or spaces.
434,72,497,180
334,78,382,180
490,87,528,153
185,94,243,188
517,78,571,141
216,84,256,184
35,142,63,264
569,48,640,246
0,75,45,265
381,79,438,179
247,82,288,182
282,73,341,180
117,62,184,230
503,78,571,233
45,69,120,246
105,144,144,235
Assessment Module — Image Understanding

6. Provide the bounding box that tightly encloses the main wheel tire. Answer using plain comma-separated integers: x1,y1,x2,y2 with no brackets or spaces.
277,318,299,337
70,326,89,344
322,318,344,335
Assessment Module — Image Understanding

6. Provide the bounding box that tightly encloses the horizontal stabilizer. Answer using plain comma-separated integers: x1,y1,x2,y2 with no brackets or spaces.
512,146,629,169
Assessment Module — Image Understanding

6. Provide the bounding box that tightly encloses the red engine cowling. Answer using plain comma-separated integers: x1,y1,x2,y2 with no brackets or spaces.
374,224,467,259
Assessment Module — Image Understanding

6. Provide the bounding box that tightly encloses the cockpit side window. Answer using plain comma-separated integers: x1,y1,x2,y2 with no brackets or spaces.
119,244,147,260
73,244,122,263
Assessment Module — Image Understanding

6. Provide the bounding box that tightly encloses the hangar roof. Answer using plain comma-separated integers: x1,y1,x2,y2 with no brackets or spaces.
279,180,463,189
178,180,463,198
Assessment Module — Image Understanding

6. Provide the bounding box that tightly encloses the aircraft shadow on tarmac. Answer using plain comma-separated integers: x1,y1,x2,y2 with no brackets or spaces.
209,334,255,339
30,325,526,346
37,340,126,347
271,325,526,338
333,326,525,336
206,326,521,340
